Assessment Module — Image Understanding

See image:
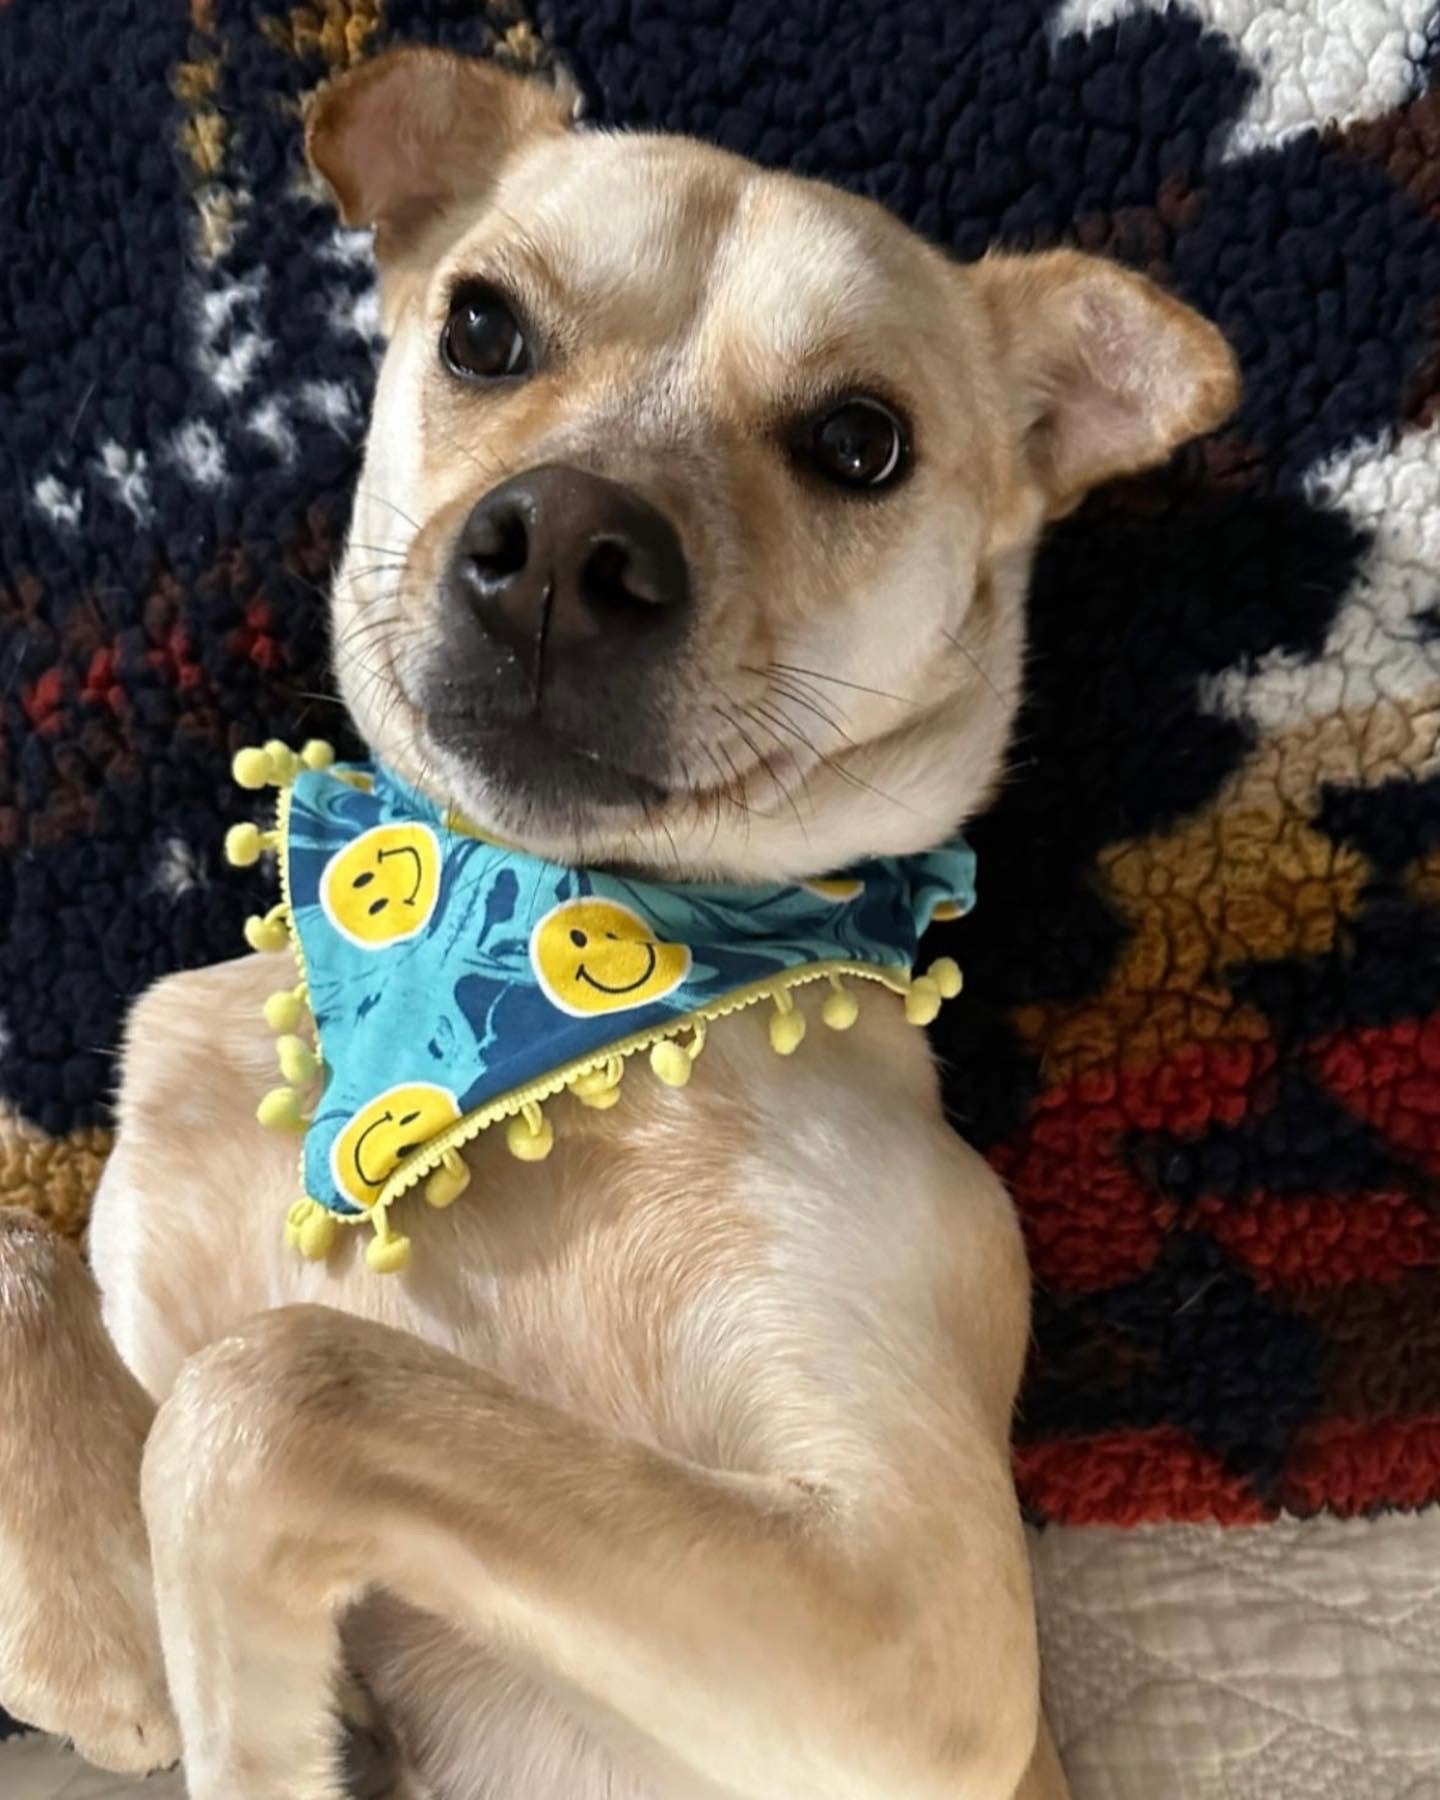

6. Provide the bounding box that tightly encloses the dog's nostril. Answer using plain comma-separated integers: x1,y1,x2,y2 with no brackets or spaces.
466,508,528,583
581,540,658,615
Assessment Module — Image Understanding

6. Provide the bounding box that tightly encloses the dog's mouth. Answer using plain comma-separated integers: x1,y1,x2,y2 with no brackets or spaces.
361,598,834,858
421,706,674,819
403,650,855,855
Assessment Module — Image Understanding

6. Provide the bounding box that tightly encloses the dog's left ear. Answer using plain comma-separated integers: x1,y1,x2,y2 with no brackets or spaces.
306,48,572,266
971,250,1240,517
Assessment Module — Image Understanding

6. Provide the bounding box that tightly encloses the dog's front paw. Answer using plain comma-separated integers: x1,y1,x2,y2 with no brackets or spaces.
68,1697,181,1778
6,1683,179,1777
0,1577,180,1774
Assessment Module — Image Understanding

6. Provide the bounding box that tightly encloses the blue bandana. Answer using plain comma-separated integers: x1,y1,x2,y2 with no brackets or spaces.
227,743,976,1272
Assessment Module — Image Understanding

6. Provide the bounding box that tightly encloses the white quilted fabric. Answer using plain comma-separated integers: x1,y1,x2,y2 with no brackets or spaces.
1031,1512,1440,1799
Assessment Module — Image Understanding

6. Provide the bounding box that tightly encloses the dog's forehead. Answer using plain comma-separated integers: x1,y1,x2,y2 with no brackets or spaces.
702,187,896,363
490,132,912,361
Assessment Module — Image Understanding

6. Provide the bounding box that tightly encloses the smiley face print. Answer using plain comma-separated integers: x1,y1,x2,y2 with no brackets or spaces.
330,1083,461,1209
320,823,441,949
531,897,691,1017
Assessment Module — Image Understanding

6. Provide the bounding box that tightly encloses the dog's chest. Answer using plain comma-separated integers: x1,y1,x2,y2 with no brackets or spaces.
335,1019,899,1800
288,993,925,1469
324,1040,781,1460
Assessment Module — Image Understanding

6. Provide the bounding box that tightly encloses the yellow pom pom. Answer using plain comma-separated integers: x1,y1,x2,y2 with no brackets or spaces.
650,1039,693,1088
298,1211,338,1260
244,912,290,954
366,1232,413,1275
929,957,963,1000
285,1200,338,1261
276,1035,318,1086
931,899,963,922
300,739,336,770
224,821,263,867
262,740,300,784
232,747,274,790
905,977,942,1026
257,1086,306,1131
572,1062,623,1109
424,1152,470,1210
822,985,859,1030
769,1007,807,1056
263,988,305,1032
506,1108,554,1161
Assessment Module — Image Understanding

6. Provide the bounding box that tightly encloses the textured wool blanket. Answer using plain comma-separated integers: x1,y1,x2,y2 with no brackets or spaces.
2,0,1438,1561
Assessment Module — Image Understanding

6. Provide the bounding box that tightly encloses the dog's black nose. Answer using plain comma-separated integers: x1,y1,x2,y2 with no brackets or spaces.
453,465,691,673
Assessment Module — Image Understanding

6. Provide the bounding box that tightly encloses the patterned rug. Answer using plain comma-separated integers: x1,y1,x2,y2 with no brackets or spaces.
2,0,1439,1557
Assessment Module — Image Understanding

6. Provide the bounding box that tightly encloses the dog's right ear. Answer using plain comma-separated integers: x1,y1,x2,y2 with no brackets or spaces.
306,49,572,266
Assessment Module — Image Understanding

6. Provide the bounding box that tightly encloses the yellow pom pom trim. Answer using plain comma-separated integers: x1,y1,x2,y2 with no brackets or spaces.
769,990,807,1056
233,739,331,793
928,956,963,1000
285,1199,338,1261
224,821,274,867
650,1039,692,1087
232,746,274,790
571,1056,624,1109
263,952,972,1272
244,905,290,954
262,739,300,785
257,1086,307,1131
821,977,859,1030
931,899,964,923
649,1020,706,1088
424,1149,470,1209
263,986,307,1032
506,1102,553,1161
904,976,942,1026
276,1034,319,1086
366,1231,412,1275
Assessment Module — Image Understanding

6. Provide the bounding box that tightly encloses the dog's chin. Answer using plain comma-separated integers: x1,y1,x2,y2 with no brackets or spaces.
420,712,673,850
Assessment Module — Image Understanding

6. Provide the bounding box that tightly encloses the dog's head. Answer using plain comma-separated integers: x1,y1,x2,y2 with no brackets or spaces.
308,50,1237,880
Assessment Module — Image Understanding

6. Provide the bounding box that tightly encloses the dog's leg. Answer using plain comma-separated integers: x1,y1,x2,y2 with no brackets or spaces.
144,1303,1039,1800
1012,1718,1071,1800
0,1209,180,1772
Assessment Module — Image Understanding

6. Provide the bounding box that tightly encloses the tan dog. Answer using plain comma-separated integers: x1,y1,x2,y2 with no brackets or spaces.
0,49,1237,1800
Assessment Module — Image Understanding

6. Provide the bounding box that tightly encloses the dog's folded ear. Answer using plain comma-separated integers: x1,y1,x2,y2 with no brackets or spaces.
972,250,1240,515
306,48,572,264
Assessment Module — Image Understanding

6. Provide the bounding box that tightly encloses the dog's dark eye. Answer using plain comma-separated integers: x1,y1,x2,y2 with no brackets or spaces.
799,398,908,491
442,288,530,380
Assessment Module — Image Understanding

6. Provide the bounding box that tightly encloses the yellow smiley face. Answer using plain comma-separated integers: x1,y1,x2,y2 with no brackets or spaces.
330,1083,460,1210
531,898,691,1017
320,823,441,949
